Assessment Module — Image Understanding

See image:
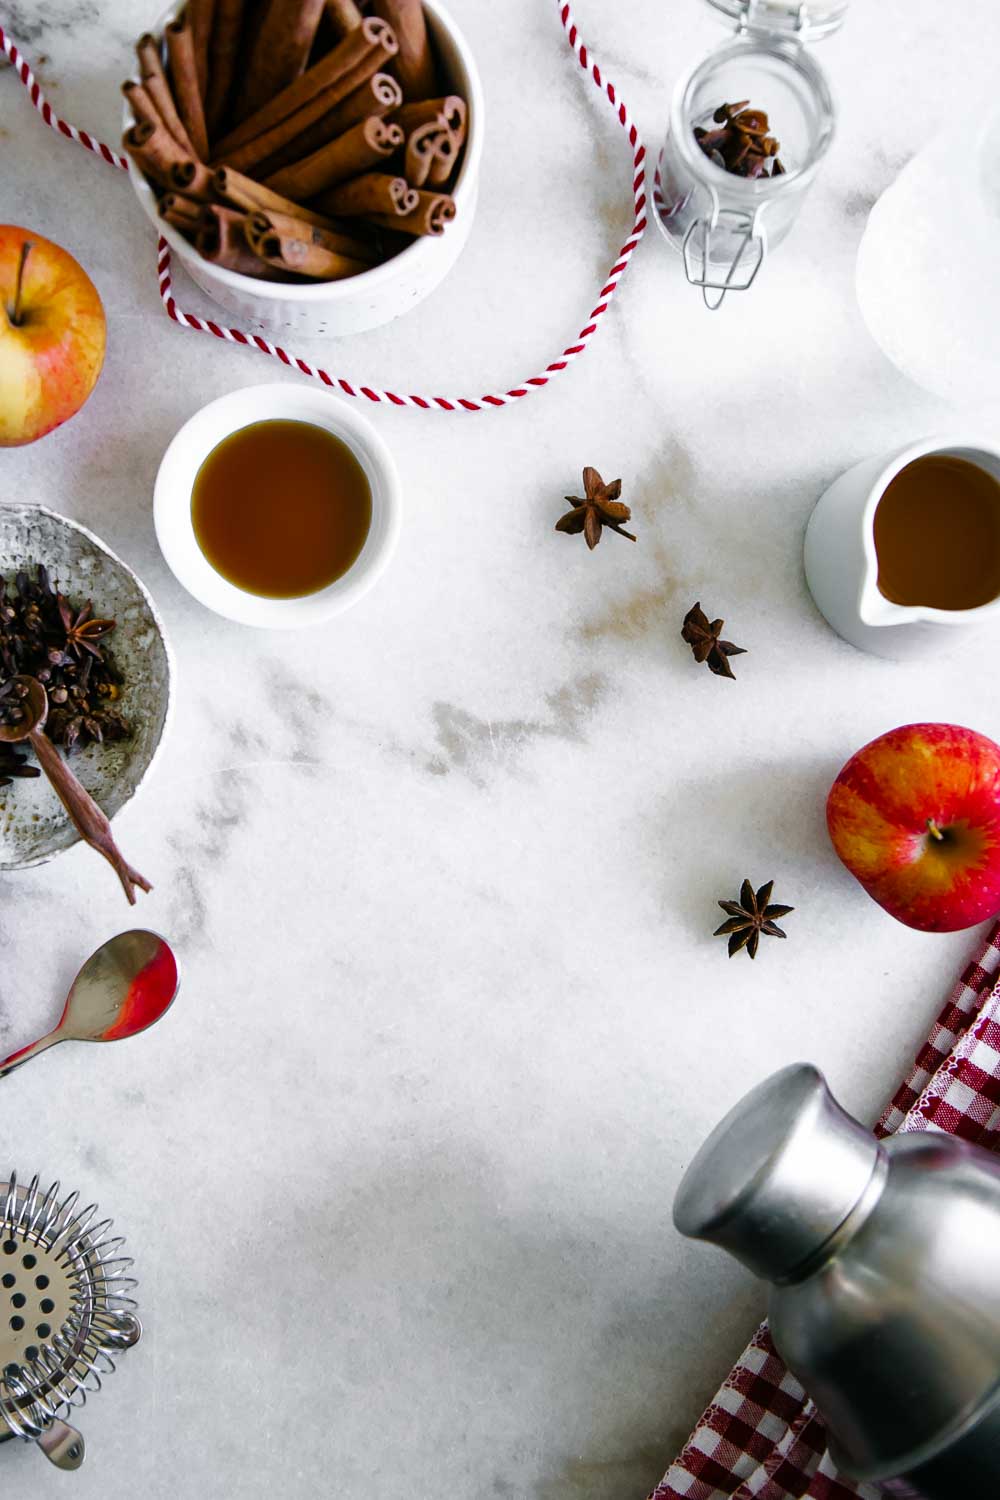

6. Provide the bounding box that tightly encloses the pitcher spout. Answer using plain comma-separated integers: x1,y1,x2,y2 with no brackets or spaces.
858,580,902,629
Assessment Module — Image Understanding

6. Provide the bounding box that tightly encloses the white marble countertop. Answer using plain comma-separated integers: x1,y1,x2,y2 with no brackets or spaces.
2,1,1000,1495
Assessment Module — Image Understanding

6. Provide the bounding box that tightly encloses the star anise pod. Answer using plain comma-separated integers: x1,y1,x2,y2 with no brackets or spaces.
713,99,749,122
555,466,636,549
694,100,784,179
714,879,794,960
56,594,116,661
681,602,746,680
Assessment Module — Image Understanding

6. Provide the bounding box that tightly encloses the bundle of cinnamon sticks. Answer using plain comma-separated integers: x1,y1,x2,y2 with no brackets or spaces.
122,0,467,282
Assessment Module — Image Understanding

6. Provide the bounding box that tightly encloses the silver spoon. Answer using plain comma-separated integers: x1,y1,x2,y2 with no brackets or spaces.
0,930,179,1080
0,675,151,903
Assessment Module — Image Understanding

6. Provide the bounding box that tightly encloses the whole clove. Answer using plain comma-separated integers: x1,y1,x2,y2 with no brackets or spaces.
0,565,131,754
0,742,41,789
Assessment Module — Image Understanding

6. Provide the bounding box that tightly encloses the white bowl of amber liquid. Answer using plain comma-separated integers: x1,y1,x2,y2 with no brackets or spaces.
153,384,401,627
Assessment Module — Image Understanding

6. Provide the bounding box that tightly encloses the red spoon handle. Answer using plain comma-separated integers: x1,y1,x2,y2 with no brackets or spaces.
29,728,152,905
0,1032,58,1080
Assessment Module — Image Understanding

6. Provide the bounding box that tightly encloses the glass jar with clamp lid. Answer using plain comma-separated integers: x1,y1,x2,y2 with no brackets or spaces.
653,0,846,307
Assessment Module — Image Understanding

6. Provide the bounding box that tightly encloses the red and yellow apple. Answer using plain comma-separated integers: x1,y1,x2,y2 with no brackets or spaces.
0,226,106,446
828,723,1000,932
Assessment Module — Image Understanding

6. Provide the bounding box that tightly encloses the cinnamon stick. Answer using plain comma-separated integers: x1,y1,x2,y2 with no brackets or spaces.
123,119,192,188
188,0,216,100
197,204,290,277
121,79,162,133
393,96,466,134
212,165,348,230
324,0,363,37
136,33,197,155
160,192,204,229
251,72,402,178
205,0,247,135
263,116,403,198
235,0,327,125
169,158,217,201
210,16,397,162
366,189,455,236
165,13,210,160
242,219,371,280
394,99,466,185
245,208,377,261
427,126,460,187
403,119,444,188
248,208,377,261
330,72,405,130
372,0,436,101
312,172,417,218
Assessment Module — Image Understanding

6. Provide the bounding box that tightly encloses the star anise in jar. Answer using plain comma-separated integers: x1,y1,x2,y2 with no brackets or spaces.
714,879,794,960
681,602,746,680
555,467,636,549
694,100,785,179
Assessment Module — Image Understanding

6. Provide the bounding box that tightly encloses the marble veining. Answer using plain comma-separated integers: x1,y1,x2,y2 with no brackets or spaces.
2,1,1000,1496
426,672,607,780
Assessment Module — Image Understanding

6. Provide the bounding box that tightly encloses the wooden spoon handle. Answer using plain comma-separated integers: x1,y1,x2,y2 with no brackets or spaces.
29,728,152,905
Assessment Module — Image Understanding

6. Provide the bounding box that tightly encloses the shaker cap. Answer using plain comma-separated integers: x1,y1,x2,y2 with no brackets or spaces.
673,1064,881,1283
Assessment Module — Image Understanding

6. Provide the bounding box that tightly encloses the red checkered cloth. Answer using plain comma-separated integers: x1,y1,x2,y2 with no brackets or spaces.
652,920,1000,1500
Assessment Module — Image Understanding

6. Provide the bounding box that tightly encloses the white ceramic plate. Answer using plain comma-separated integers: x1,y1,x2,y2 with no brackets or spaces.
0,505,173,870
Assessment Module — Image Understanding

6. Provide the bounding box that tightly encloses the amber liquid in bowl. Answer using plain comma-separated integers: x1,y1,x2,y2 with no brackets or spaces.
873,455,1000,611
191,419,373,598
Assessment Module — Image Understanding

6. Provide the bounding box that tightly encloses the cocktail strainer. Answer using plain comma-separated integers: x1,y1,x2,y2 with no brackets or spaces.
0,1172,140,1470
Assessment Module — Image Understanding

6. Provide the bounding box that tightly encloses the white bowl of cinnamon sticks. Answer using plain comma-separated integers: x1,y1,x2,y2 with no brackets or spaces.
122,0,483,337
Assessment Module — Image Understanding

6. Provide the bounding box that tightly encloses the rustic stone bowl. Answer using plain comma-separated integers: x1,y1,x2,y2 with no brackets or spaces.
0,505,173,870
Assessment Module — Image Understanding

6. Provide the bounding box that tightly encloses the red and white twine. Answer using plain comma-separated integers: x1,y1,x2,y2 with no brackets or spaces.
0,3,646,412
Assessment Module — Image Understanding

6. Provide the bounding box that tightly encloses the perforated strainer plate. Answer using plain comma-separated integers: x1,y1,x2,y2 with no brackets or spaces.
0,1233,73,1371
0,1173,140,1460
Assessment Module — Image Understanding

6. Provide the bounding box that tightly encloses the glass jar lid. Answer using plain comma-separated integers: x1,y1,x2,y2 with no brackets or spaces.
704,0,849,42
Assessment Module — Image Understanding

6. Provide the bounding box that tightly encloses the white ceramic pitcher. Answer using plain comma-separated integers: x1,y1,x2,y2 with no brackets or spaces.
803,435,1000,659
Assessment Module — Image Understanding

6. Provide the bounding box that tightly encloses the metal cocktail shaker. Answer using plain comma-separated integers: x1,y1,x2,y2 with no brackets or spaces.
673,1065,1000,1497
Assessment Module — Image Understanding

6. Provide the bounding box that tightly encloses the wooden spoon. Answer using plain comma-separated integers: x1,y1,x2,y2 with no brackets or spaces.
0,676,152,904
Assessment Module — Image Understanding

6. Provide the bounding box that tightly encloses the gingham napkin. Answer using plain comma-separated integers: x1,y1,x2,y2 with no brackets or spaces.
653,921,1000,1500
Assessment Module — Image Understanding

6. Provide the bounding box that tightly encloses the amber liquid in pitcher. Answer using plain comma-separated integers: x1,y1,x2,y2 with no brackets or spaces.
873,455,1000,611
191,418,372,598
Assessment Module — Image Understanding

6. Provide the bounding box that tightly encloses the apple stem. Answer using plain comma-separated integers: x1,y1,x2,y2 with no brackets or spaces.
926,818,945,842
8,241,33,328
